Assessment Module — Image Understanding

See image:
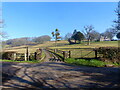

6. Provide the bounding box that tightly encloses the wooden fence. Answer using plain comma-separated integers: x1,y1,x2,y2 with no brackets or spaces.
46,48,100,60
46,48,71,61
2,48,42,61
70,49,98,58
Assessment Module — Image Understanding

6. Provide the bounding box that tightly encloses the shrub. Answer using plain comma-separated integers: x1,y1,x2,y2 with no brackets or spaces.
95,47,120,63
2,52,16,60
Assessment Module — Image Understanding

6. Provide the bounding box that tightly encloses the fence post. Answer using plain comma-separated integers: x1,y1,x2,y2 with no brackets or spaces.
95,50,97,58
63,51,66,61
28,53,30,60
13,53,16,60
34,52,37,60
26,47,29,60
69,51,71,58
25,53,27,61
54,49,57,53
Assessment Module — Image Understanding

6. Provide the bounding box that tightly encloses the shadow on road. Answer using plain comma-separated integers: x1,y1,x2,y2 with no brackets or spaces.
49,57,62,62
2,61,120,89
2,62,21,83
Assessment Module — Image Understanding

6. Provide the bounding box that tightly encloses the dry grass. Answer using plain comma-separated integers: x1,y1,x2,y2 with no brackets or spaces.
50,41,118,49
3,40,69,53
3,41,118,53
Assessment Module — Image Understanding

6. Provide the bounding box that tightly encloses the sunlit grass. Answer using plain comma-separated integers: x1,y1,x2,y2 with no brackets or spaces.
0,59,41,63
50,41,118,49
65,58,120,67
3,40,69,53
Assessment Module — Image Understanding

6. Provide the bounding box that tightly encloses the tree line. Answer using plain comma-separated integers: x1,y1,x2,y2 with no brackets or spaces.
63,25,117,45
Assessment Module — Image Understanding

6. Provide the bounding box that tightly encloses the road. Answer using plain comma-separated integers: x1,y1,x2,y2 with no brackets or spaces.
1,50,120,89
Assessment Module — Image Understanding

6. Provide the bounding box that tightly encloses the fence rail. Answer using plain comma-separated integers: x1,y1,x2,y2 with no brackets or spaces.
46,47,102,59
46,48,71,61
2,48,43,61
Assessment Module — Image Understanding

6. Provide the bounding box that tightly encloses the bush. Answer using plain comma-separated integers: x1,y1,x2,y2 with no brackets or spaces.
0,52,2,59
95,47,120,63
2,52,16,60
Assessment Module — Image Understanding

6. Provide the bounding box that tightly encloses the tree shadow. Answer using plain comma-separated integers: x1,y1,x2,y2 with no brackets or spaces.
2,63,56,89
32,62,120,88
2,62,21,83
2,61,120,89
49,57,62,62
75,58,99,60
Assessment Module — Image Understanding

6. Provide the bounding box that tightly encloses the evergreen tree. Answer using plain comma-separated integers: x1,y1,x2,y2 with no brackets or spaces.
71,30,84,44
114,1,120,33
71,29,77,43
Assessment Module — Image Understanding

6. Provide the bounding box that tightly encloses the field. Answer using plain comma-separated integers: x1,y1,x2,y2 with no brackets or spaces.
3,41,118,59
2,40,120,78
3,41,69,53
2,40,118,58
48,41,118,58
50,41,118,49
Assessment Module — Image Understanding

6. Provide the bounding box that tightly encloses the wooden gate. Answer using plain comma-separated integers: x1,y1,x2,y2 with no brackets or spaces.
71,49,95,58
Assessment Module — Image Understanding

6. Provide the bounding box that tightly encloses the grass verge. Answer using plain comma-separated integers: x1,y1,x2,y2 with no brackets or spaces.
0,59,41,63
65,58,120,67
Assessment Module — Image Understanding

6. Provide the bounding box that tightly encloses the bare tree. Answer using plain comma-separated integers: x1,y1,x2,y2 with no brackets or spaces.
103,28,116,40
0,21,8,40
0,7,7,39
64,33,72,40
0,31,8,39
83,25,94,45
89,30,100,41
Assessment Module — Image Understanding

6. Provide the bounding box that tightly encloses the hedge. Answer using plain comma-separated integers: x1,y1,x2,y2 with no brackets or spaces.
95,47,120,63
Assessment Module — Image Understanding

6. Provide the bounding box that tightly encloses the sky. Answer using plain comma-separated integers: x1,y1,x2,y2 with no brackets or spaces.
1,0,120,2
2,2,118,40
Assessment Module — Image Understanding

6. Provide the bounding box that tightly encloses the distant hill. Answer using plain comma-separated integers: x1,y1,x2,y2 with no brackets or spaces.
3,35,51,47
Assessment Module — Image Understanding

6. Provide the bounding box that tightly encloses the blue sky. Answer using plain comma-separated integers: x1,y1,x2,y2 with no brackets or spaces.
2,2,118,39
